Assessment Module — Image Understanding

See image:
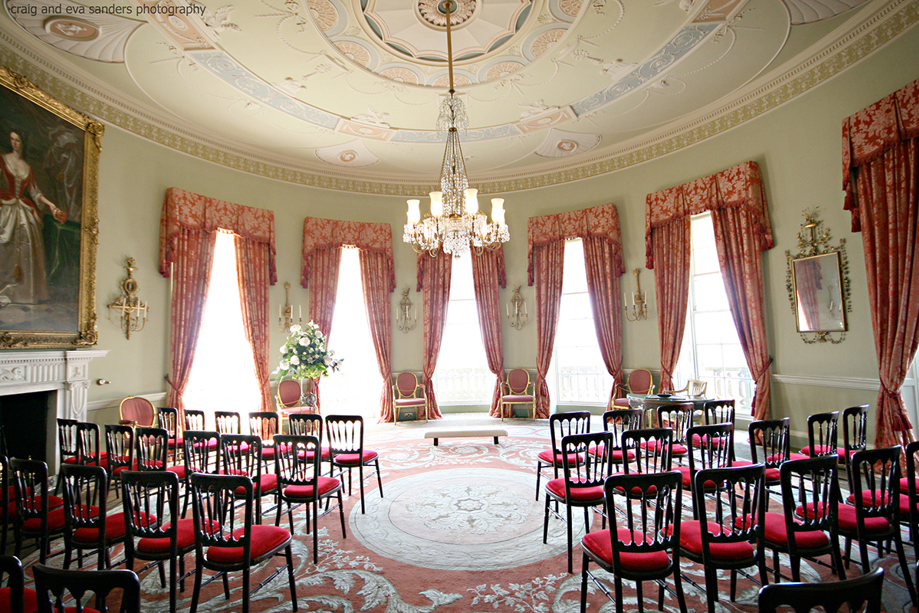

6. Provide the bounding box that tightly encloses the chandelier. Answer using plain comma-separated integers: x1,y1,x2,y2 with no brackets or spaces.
402,0,509,258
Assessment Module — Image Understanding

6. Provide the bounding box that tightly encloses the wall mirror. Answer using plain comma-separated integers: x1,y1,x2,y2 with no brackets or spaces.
786,210,850,344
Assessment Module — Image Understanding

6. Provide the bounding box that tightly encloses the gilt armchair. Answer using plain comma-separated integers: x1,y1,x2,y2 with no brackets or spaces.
392,372,428,422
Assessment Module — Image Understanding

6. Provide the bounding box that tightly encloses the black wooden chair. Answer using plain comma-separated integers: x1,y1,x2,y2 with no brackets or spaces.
757,566,883,613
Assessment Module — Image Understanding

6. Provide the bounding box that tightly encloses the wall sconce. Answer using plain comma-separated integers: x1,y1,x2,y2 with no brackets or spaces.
279,282,302,331
624,268,649,322
397,287,416,333
507,285,528,330
107,257,148,340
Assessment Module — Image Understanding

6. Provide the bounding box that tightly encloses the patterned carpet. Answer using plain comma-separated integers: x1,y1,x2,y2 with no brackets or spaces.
16,416,919,612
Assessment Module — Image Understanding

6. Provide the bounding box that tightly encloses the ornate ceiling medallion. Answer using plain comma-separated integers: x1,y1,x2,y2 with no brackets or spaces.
418,0,478,27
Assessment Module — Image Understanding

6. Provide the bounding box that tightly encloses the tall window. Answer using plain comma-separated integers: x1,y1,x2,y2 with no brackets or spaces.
550,240,614,406
321,247,382,418
673,213,754,412
434,257,491,404
184,231,262,422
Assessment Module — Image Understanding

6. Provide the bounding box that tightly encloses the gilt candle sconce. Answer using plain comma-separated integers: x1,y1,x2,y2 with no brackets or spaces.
279,282,302,331
507,286,528,330
107,258,148,340
624,268,648,322
397,287,417,333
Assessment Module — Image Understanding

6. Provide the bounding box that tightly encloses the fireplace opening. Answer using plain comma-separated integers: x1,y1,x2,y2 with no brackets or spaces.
0,391,50,465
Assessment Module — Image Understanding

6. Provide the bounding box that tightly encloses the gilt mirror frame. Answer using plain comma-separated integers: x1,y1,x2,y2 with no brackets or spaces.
785,210,850,344
0,67,102,349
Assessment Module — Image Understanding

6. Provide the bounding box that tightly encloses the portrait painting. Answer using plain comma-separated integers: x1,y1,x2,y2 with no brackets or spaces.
0,66,102,348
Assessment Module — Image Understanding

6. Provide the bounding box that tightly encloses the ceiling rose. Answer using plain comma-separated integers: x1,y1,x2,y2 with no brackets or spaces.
417,0,478,27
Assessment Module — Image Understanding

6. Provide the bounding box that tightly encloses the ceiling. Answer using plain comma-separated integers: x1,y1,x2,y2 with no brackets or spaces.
1,0,884,193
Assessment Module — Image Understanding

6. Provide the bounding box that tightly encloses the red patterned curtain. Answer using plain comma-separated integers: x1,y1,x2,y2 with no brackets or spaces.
646,161,774,417
650,219,690,392
235,236,273,412
305,246,343,411
360,250,395,422
842,78,919,450
582,236,626,403
471,249,507,415
417,253,450,420
159,188,277,420
301,217,396,421
527,204,625,415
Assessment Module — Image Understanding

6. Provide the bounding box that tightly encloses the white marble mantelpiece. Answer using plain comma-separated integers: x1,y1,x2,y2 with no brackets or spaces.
0,350,107,466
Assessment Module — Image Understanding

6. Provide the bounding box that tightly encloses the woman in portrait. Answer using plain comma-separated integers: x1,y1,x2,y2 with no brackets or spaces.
0,128,67,304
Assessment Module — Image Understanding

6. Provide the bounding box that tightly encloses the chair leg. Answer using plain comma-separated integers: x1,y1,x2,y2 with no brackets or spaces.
542,496,550,544
243,568,250,613
673,568,688,613
614,576,624,613
287,545,299,611
373,459,383,498
635,580,644,613
358,464,366,514
566,504,573,574
704,567,718,613
894,534,918,604
312,497,319,565
579,555,589,613
337,490,347,537
858,540,872,574
169,556,177,613
190,560,203,613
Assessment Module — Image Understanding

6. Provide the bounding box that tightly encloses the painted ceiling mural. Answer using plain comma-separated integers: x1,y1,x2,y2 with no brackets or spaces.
0,0,886,190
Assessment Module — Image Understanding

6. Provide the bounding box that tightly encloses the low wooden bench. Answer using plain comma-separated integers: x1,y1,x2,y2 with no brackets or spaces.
424,428,508,446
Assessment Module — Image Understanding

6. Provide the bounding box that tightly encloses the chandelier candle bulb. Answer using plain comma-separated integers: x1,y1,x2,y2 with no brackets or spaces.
464,188,478,214
407,199,421,223
491,198,505,223
430,191,444,217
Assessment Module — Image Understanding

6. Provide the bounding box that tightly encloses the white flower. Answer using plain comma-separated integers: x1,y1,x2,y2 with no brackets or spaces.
298,337,310,347
290,324,302,333
290,355,300,365
280,345,287,353
279,360,289,370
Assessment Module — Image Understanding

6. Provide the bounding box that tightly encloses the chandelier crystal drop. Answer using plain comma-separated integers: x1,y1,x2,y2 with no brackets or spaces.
402,0,509,258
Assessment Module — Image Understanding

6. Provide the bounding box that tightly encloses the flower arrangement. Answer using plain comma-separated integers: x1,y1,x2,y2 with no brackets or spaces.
273,322,342,380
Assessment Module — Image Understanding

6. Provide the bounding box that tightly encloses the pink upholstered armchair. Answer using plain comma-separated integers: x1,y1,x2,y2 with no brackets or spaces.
500,369,536,420
118,396,157,427
611,369,655,408
392,372,428,423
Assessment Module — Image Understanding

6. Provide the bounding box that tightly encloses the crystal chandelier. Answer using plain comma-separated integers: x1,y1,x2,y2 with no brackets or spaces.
402,0,509,258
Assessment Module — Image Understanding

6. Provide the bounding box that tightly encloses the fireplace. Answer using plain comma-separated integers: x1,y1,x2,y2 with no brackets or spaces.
0,350,107,469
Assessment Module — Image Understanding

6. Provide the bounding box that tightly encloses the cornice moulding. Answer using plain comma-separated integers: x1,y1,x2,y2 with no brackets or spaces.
0,0,916,194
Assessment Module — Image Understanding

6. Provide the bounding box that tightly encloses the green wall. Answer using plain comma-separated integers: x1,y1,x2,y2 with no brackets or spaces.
5,20,919,442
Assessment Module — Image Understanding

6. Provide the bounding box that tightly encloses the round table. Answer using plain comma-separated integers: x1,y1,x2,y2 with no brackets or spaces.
626,393,714,427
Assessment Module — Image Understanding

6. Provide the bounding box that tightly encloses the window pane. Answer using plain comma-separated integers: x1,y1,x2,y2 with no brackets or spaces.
185,232,262,423
551,240,614,405
676,215,755,414
321,248,383,417
434,257,491,404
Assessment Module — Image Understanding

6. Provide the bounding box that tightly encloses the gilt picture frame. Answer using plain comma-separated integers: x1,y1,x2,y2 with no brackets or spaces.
791,252,846,334
0,66,103,348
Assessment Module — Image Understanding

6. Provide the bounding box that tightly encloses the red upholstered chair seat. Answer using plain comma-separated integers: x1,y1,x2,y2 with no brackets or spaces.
587,444,636,463
335,450,379,465
166,464,186,479
394,398,427,407
677,520,754,561
641,440,688,456
768,452,809,463
799,445,847,458
537,450,584,466
206,525,290,564
691,433,727,448
846,490,916,516
23,507,67,532
677,467,718,489
502,394,534,403
797,502,890,533
282,477,342,500
545,478,605,502
900,477,919,493
0,586,38,613
73,511,153,544
582,528,671,572
760,511,829,549
136,518,220,554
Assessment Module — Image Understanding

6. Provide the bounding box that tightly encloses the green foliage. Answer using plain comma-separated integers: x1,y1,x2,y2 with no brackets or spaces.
273,321,342,381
